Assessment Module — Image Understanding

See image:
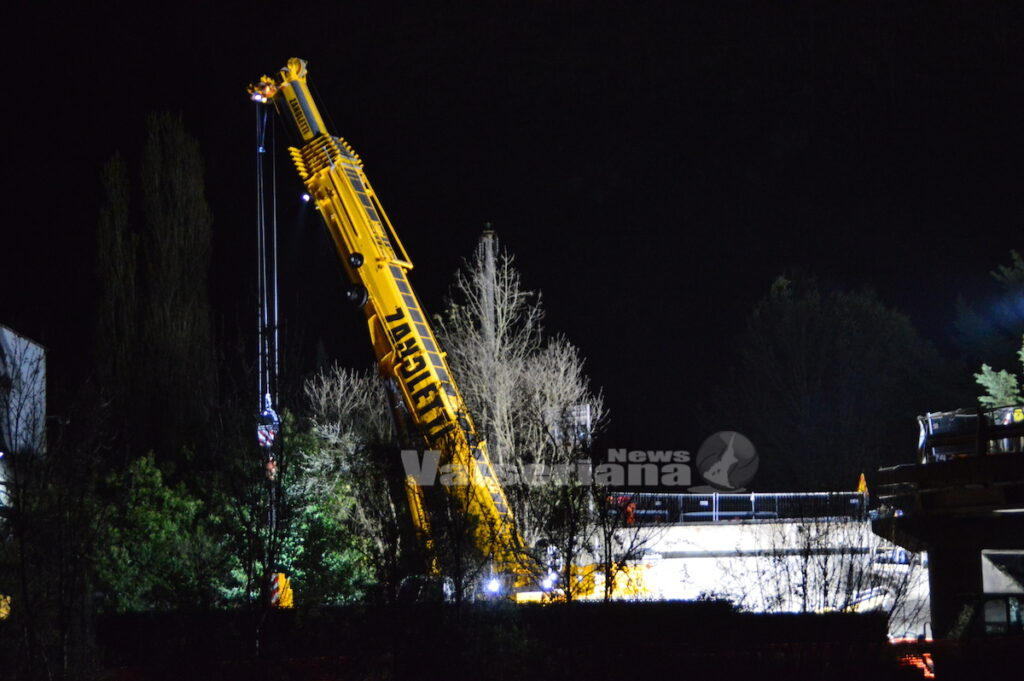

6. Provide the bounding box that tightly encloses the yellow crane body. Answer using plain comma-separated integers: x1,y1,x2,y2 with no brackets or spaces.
250,59,527,580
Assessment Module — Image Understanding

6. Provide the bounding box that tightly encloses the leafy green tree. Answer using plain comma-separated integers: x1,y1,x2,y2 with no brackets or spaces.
89,111,375,614
975,337,1024,407
172,419,266,608
94,453,233,612
968,251,1024,407
269,412,375,606
301,368,406,600
280,501,374,606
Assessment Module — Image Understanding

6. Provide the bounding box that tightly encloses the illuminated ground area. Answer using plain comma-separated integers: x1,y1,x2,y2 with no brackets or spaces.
635,519,930,638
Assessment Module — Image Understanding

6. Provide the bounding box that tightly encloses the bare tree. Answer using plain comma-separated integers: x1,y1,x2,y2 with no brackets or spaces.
303,232,623,600
535,477,595,602
436,233,608,563
436,231,543,469
591,491,658,602
302,368,499,603
0,326,46,463
705,513,929,636
300,366,407,598
423,430,494,604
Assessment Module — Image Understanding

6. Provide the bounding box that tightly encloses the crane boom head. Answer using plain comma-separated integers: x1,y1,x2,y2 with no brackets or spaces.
248,57,327,142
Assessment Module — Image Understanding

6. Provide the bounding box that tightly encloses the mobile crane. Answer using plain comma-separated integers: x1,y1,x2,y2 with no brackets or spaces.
249,58,533,595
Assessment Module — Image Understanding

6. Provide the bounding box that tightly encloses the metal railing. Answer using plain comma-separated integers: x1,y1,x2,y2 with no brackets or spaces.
918,404,1024,463
623,491,868,524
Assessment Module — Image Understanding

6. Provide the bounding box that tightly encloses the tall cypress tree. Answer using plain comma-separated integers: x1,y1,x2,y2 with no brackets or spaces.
95,154,139,458
139,112,217,465
95,113,217,467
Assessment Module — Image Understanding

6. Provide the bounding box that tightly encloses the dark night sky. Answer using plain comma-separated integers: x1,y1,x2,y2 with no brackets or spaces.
4,2,1022,456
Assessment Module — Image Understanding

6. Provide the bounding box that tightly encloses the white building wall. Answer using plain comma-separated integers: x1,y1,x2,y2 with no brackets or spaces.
0,324,47,506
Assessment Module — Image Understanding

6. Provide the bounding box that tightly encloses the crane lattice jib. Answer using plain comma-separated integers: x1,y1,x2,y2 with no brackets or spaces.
249,58,525,575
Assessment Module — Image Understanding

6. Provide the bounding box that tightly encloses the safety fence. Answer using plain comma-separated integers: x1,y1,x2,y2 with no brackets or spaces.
918,404,1024,462
621,491,868,524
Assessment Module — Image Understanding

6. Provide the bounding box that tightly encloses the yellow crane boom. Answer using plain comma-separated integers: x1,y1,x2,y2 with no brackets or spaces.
249,58,528,583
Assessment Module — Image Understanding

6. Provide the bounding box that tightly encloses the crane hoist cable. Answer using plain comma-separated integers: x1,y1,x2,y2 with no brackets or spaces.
254,101,282,528
255,103,281,450
253,100,297,615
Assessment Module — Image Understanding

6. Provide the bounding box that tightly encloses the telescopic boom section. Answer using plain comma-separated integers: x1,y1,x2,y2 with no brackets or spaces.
249,58,526,577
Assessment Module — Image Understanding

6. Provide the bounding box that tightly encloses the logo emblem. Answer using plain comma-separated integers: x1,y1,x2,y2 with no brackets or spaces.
695,431,758,491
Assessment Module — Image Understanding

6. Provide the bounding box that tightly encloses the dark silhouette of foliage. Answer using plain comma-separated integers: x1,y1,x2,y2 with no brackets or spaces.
94,154,138,460
95,113,217,468
714,275,968,491
139,113,217,466
954,249,1024,377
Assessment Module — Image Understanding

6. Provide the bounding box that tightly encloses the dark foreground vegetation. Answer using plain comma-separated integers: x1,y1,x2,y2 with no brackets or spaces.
89,602,901,681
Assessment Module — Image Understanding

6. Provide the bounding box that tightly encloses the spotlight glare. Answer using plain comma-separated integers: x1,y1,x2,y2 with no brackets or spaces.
486,578,500,594
301,193,311,202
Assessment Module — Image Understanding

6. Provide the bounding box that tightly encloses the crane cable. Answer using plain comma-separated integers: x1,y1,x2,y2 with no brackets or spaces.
256,104,280,447
255,101,282,533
